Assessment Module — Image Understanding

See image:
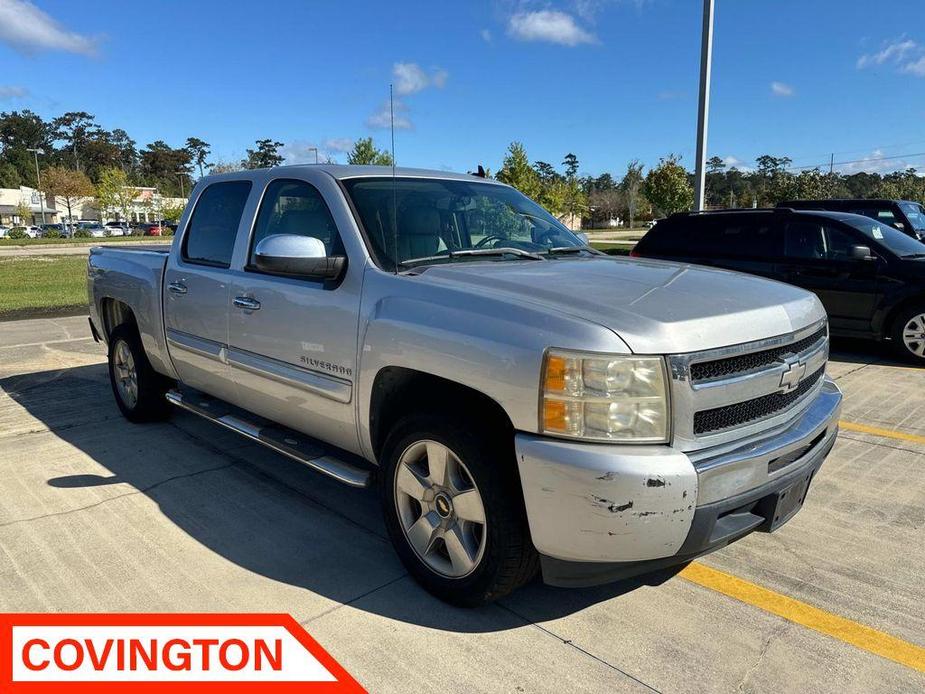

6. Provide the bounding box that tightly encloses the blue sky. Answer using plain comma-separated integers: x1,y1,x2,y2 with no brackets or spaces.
1,0,924,177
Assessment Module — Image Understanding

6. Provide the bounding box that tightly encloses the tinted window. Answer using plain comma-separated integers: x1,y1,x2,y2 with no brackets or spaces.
899,202,925,232
638,216,783,258
847,205,897,227
182,181,252,267
250,179,343,265
842,215,925,257
785,220,857,260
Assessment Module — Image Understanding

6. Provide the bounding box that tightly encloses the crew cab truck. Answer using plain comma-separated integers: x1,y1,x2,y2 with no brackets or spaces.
88,166,842,606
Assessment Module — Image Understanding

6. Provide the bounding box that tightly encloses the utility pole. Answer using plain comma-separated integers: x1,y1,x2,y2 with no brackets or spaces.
693,0,715,211
308,147,319,164
26,148,47,224
829,153,834,175
175,170,187,199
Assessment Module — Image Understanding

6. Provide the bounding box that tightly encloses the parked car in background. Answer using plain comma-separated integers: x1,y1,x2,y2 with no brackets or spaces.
87,165,842,605
0,225,11,238
105,221,130,236
141,223,163,236
16,225,43,238
82,224,108,238
634,208,925,362
778,199,925,241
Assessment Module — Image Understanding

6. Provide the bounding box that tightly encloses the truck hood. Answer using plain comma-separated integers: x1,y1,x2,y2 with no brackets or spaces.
414,256,825,354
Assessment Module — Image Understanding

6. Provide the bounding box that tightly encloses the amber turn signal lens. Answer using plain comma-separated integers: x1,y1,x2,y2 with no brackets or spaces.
544,355,567,393
543,399,567,432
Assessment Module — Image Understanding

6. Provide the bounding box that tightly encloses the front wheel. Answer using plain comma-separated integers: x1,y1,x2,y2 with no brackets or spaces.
892,307,925,364
380,415,538,606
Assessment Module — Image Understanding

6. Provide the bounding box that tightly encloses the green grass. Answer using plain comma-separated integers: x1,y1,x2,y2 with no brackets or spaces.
0,255,89,319
0,235,170,247
590,242,633,255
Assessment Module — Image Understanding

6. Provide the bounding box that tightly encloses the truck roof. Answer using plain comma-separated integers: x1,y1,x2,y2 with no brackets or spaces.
202,164,504,185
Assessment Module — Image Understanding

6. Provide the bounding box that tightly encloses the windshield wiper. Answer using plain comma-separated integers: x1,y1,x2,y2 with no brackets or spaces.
900,253,925,259
544,246,605,256
448,247,544,260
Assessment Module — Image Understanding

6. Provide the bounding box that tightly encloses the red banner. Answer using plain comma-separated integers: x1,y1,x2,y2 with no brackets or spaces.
0,614,364,693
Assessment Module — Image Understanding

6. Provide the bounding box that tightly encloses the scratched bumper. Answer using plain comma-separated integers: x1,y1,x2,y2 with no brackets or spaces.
515,379,842,586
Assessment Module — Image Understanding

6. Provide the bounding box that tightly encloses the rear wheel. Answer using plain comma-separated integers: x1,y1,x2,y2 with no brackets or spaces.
380,414,538,606
108,324,173,422
892,307,925,363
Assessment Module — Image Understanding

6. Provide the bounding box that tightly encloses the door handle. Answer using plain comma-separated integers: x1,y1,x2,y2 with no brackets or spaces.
233,296,261,311
167,282,188,295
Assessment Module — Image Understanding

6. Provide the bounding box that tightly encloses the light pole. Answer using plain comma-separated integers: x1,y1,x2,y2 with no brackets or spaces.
308,147,318,164
175,170,188,199
693,0,715,211
26,147,47,224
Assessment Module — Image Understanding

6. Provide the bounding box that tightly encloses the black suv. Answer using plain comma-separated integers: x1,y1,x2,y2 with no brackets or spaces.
777,199,925,240
634,208,925,362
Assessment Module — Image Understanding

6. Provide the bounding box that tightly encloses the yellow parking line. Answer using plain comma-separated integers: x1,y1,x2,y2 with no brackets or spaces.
839,420,925,445
679,563,925,673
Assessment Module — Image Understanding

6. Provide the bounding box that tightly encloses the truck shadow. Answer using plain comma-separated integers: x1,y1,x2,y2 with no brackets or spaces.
3,363,681,632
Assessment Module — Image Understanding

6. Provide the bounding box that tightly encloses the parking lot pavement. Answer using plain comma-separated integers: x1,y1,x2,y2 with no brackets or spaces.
1,316,923,692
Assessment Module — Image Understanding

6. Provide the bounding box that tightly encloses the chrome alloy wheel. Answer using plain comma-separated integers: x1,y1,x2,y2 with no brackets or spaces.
902,313,925,357
393,440,487,578
113,339,138,408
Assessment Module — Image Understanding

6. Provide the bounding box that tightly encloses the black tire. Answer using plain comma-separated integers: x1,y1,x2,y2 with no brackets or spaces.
380,413,538,607
890,306,925,364
107,323,173,422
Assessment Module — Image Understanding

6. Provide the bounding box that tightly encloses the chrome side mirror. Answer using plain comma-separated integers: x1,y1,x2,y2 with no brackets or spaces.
254,234,345,280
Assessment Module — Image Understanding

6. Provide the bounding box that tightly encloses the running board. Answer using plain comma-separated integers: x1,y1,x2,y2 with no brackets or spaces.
165,389,373,488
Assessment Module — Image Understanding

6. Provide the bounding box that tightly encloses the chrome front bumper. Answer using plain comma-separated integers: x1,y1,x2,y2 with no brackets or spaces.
515,379,842,580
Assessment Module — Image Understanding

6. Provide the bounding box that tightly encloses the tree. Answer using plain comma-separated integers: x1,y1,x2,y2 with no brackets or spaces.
621,160,645,227
160,200,186,223
96,167,136,222
110,128,137,174
51,111,97,171
15,199,31,225
644,155,693,216
209,160,241,174
533,161,559,183
588,187,623,227
562,153,579,179
0,109,53,187
242,139,284,169
706,156,726,173
43,166,94,225
139,141,192,196
0,160,20,187
185,137,211,177
496,142,540,199
346,137,393,166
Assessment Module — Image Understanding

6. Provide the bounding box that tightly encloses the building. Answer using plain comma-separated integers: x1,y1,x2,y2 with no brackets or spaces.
0,186,187,225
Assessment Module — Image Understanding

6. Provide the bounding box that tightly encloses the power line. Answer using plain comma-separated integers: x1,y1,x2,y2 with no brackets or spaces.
786,151,925,172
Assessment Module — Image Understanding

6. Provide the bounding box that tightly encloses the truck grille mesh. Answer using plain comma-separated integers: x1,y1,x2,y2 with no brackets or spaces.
690,326,827,383
693,367,824,435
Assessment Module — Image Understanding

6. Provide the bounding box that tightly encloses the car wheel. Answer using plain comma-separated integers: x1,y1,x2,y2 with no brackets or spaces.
380,414,538,607
108,324,173,422
892,307,925,363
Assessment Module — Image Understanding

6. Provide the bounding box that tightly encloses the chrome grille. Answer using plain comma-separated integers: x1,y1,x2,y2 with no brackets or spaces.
690,325,827,383
693,367,824,434
668,320,829,452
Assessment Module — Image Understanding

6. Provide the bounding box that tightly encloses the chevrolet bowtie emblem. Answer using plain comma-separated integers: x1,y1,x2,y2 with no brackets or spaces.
779,359,807,393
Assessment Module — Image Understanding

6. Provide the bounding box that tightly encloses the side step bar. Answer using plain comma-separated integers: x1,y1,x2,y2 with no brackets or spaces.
166,389,373,488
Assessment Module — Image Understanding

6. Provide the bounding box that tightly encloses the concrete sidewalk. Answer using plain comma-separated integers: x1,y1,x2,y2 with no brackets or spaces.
0,316,922,692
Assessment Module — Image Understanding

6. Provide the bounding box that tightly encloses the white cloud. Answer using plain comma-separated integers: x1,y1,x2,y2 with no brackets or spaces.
0,0,98,56
721,156,752,172
322,138,354,153
508,10,596,46
902,55,925,77
0,85,28,100
280,138,356,165
480,28,492,43
857,38,918,68
392,62,448,96
366,99,412,130
770,81,795,97
838,149,922,174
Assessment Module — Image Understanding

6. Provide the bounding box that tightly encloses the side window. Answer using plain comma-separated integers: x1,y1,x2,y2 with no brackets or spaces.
786,221,856,260
249,179,343,266
849,206,896,227
182,181,252,267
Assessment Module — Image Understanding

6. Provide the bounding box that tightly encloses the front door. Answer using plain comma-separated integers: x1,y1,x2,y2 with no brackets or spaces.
784,219,880,333
225,176,362,454
163,180,253,402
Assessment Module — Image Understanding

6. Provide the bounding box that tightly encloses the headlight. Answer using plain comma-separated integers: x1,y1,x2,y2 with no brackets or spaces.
541,350,669,443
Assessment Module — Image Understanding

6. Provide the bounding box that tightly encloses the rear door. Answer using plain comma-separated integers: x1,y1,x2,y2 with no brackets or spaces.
784,219,880,332
224,173,363,453
163,180,253,402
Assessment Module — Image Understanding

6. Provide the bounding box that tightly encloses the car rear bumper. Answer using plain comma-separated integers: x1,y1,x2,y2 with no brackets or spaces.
514,379,842,587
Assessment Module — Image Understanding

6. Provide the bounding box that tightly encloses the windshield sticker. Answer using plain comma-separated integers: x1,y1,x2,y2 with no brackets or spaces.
872,228,884,239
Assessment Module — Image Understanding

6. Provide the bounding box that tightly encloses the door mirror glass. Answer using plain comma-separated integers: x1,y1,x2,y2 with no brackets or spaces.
850,244,874,261
254,234,345,279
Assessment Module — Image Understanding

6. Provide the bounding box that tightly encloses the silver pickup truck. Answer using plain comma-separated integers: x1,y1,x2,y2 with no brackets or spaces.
88,165,842,606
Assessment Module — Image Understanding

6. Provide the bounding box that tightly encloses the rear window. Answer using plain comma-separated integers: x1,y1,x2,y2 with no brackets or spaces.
182,181,252,267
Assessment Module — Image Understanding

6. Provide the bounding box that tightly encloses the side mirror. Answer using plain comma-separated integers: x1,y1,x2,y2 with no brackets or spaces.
894,222,905,230
254,234,346,280
850,245,875,261
576,232,590,245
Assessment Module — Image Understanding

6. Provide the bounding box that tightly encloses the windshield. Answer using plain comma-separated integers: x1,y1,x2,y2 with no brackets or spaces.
899,202,925,231
342,177,584,269
842,215,925,256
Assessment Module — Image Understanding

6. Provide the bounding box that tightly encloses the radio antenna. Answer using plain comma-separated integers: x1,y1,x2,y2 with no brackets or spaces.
390,83,399,274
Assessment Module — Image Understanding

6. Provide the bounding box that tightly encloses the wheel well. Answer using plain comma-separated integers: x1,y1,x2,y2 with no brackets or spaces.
369,367,514,461
99,298,137,340
883,295,925,339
